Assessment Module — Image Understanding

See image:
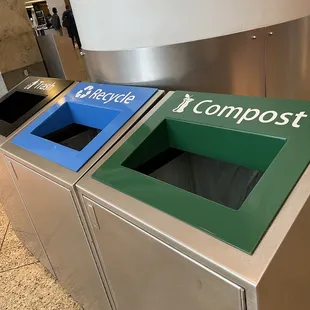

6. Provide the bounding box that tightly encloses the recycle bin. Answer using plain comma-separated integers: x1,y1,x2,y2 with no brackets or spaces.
76,91,310,310
1,82,163,310
0,76,73,275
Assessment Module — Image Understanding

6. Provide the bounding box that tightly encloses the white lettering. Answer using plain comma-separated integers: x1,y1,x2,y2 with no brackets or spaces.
34,81,55,91
292,111,308,128
25,79,55,91
101,93,111,102
218,106,243,118
236,108,260,124
205,104,221,115
25,79,40,90
34,81,44,89
89,88,102,99
179,95,308,128
96,91,106,100
259,110,278,123
101,93,110,101
175,94,310,128
105,93,119,103
275,112,294,126
76,86,137,105
115,94,125,102
193,100,213,114
125,95,135,104
121,92,131,103
45,82,55,91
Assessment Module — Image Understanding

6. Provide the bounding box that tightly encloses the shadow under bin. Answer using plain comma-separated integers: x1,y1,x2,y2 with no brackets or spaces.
1,82,163,310
76,91,310,310
0,76,73,276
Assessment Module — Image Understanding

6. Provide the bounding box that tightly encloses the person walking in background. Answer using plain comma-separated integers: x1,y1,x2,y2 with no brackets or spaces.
62,5,84,55
52,8,63,36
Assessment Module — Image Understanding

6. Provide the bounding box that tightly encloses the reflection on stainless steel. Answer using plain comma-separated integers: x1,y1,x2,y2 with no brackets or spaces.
85,29,265,97
266,16,310,100
85,15,310,101
83,197,245,310
76,93,310,310
1,90,164,310
0,82,77,277
37,34,86,81
37,35,64,79
0,73,8,97
0,152,54,275
7,159,110,310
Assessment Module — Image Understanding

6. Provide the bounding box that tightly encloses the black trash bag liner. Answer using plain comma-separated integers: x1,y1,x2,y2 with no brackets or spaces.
0,92,45,124
136,148,263,210
42,123,101,151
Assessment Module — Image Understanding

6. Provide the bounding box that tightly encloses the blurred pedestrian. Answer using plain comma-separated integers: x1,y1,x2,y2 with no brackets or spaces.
52,8,63,36
62,5,83,55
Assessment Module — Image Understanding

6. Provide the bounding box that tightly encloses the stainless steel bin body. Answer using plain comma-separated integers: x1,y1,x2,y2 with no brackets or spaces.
1,83,163,310
0,77,74,276
77,91,310,310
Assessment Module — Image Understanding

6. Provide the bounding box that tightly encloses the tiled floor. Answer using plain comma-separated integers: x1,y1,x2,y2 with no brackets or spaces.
75,48,90,82
0,204,82,310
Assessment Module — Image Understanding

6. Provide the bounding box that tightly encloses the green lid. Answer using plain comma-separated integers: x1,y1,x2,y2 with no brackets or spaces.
92,91,310,254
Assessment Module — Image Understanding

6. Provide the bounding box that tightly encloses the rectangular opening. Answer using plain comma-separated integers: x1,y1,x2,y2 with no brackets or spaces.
0,91,45,123
31,102,120,152
129,147,263,210
123,119,285,210
42,123,101,151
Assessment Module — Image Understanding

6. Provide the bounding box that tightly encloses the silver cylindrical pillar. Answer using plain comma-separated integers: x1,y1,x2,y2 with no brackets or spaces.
70,0,310,96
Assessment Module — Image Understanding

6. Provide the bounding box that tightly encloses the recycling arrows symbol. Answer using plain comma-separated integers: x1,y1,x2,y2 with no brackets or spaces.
75,86,94,98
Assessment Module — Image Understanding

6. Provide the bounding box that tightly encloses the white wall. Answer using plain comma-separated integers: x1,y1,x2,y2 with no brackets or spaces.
46,0,66,17
70,0,310,51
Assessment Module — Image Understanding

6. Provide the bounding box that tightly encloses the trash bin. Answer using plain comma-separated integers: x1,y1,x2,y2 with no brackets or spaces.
1,82,163,310
0,76,73,276
76,91,310,310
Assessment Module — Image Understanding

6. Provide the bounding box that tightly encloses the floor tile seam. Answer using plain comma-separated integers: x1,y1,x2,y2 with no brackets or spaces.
0,221,10,251
0,261,38,275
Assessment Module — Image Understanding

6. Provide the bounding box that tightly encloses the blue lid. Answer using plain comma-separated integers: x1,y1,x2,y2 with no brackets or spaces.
12,82,158,171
